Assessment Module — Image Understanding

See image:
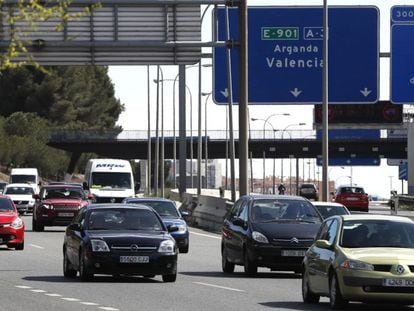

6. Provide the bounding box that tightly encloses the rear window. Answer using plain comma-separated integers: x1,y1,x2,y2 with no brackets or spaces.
301,184,316,189
340,187,364,194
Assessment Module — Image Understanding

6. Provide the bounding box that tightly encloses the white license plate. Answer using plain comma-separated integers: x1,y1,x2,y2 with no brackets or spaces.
346,197,358,201
383,279,414,287
281,250,306,257
119,256,149,263
58,212,74,217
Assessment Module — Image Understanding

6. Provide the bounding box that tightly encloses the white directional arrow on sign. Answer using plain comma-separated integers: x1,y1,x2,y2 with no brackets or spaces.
220,88,229,98
360,87,372,97
290,88,302,98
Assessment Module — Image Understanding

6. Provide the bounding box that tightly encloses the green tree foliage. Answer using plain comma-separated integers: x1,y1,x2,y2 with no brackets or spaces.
0,66,124,178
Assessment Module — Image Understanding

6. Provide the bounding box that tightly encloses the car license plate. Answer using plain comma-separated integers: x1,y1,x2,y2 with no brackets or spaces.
58,212,74,217
346,197,358,201
119,256,149,263
281,250,306,257
383,279,414,287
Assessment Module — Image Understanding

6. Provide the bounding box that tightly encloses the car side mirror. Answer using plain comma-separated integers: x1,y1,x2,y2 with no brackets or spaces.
180,210,189,217
167,225,179,233
68,223,81,231
232,217,245,227
315,239,331,249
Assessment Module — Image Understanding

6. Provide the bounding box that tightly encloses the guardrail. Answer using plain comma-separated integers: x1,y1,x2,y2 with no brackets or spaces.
390,194,414,215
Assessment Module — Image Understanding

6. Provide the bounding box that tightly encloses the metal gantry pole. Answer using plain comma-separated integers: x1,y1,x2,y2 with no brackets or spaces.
322,0,329,201
178,65,187,198
154,66,160,196
147,65,152,196
160,66,164,198
197,61,202,196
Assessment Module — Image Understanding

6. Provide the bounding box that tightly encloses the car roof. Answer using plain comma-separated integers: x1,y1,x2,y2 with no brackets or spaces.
312,201,346,207
337,214,413,223
86,203,154,211
125,197,174,203
5,183,35,188
243,194,310,201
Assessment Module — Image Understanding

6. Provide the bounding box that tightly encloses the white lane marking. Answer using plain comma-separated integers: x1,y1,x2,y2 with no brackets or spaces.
99,307,120,311
15,285,32,289
45,293,62,297
189,231,220,239
29,244,44,249
193,282,245,292
80,302,99,306
31,289,47,293
61,297,80,302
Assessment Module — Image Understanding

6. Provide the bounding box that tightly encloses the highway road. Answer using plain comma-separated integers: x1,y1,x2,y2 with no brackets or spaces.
1,212,413,311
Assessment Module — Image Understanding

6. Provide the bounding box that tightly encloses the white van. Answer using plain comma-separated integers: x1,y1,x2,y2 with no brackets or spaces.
84,159,136,203
10,168,40,194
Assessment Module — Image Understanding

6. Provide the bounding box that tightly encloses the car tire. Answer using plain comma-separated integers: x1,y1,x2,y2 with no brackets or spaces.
329,273,348,309
14,242,24,251
244,249,257,276
162,272,177,282
222,247,235,273
302,269,320,304
79,250,93,281
63,249,77,278
32,217,44,232
179,245,189,254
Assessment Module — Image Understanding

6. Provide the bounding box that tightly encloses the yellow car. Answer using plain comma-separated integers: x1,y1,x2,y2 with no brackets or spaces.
302,214,414,308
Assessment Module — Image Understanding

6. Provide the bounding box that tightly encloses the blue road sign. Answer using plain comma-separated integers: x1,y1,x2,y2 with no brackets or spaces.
391,6,414,104
317,158,380,166
316,129,380,140
213,6,379,105
399,162,408,181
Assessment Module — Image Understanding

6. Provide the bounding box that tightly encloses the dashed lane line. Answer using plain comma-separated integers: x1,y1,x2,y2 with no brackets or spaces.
189,231,220,239
29,244,45,249
193,281,245,292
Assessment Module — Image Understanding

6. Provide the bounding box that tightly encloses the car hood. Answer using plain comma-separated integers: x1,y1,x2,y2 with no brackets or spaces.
41,198,88,205
252,222,320,239
6,194,33,201
161,217,185,227
342,247,414,264
0,212,18,224
87,231,173,245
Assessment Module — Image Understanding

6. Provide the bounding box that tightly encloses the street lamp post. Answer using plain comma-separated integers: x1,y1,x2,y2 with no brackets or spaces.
281,123,306,184
251,113,289,194
153,66,164,197
202,92,212,188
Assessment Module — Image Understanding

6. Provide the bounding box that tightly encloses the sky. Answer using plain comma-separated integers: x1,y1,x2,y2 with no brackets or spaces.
107,0,410,199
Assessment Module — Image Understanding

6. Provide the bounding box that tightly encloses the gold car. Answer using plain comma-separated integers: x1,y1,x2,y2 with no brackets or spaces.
302,214,414,308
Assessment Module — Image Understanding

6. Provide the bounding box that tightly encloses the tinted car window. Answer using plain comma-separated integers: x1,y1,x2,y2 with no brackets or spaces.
133,201,180,217
4,186,34,195
0,198,14,212
250,198,321,223
87,209,163,231
42,187,86,200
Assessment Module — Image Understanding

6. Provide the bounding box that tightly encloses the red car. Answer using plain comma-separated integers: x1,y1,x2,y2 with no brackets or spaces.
32,184,91,232
332,185,369,212
0,195,25,250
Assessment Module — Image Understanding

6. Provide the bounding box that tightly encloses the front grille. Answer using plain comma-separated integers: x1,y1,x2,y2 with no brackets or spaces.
364,286,414,294
13,200,28,204
409,266,414,273
111,244,157,253
374,265,392,272
53,205,80,211
272,238,314,247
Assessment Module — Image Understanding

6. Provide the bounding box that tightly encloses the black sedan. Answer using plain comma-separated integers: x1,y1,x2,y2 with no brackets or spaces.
123,197,189,253
63,204,178,282
221,195,323,276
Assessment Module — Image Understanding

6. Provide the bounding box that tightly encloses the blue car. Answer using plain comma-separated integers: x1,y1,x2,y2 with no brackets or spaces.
123,197,189,253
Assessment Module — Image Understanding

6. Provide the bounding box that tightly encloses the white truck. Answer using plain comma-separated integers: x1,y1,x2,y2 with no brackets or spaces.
9,168,40,194
84,159,136,203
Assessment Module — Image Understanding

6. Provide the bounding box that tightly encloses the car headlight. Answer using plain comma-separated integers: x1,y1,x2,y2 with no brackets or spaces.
158,240,175,253
252,231,269,244
176,223,187,233
11,217,23,229
41,204,53,210
340,259,374,271
29,199,35,205
90,239,110,252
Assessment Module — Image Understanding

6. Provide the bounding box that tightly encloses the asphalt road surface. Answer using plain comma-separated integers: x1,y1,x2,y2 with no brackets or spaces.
0,211,413,311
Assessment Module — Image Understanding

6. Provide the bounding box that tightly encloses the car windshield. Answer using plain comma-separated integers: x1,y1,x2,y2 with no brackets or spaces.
87,209,163,231
42,187,86,200
4,186,34,195
340,219,414,248
130,201,180,217
0,198,15,212
315,205,348,218
11,175,36,183
91,172,131,189
250,199,321,223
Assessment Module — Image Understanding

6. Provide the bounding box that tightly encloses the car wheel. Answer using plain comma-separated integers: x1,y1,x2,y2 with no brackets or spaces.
244,249,257,276
329,273,348,309
162,272,177,282
63,249,77,278
179,245,189,254
79,250,93,281
302,269,320,304
221,247,235,273
14,242,24,251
